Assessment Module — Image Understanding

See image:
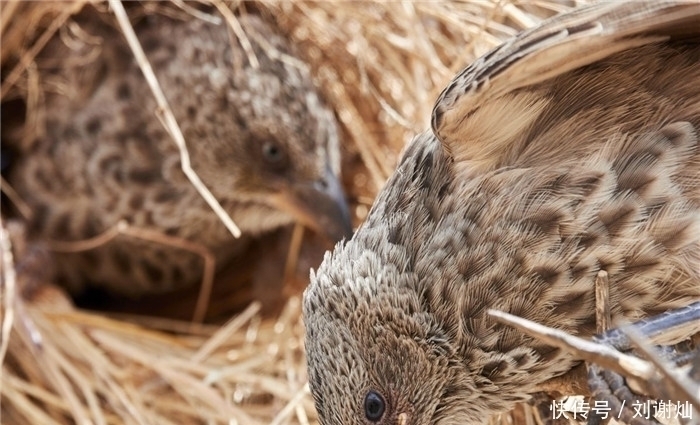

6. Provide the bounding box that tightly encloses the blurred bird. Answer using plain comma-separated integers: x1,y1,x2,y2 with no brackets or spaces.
3,3,352,296
303,1,700,424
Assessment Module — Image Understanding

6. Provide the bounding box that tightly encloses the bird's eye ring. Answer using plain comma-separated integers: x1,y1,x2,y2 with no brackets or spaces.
262,141,284,163
364,390,386,422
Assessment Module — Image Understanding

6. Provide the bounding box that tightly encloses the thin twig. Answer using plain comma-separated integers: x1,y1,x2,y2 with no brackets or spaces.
623,325,700,410
0,220,18,425
283,224,305,286
212,0,259,69
191,301,260,363
0,0,21,34
172,0,222,25
270,383,310,425
46,221,126,253
595,270,610,333
503,3,538,30
488,309,655,380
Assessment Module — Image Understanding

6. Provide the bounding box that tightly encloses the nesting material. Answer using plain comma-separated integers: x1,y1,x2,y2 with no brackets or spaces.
1,1,582,424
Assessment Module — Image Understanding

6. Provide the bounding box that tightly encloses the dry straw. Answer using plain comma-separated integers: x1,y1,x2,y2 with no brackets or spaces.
1,1,584,424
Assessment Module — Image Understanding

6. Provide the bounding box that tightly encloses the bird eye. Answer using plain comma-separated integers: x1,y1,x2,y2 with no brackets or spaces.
262,141,284,163
364,390,386,422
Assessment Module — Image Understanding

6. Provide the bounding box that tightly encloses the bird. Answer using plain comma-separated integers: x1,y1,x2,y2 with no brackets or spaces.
302,2,700,424
2,3,352,296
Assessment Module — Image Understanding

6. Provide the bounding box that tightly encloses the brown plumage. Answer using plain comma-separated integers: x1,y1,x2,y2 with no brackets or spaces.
303,1,700,424
3,4,351,296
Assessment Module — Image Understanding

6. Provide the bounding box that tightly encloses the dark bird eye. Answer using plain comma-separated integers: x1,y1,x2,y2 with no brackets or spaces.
364,390,385,422
262,141,284,163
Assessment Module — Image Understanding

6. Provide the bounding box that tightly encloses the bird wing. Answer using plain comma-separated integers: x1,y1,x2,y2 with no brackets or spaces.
431,0,700,172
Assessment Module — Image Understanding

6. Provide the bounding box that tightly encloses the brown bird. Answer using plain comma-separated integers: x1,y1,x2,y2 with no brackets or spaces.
303,2,700,424
3,3,352,296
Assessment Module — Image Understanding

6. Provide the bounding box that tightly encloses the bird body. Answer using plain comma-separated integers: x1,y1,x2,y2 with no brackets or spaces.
304,2,700,424
4,4,351,295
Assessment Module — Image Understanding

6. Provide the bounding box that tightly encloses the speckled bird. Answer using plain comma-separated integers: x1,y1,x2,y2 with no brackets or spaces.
4,3,352,295
303,2,700,424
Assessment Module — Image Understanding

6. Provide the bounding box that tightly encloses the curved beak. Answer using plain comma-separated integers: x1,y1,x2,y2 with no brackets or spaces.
270,165,353,242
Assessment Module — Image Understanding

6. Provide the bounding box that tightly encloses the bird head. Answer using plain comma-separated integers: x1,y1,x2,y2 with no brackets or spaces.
304,244,491,425
172,14,353,242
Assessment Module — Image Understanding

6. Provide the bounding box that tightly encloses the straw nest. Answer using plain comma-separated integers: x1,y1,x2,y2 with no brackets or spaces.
0,1,592,424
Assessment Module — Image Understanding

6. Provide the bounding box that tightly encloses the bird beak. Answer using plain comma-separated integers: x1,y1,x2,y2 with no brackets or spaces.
270,165,353,242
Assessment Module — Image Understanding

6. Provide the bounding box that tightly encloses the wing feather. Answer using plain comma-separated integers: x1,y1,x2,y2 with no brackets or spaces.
432,1,700,172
